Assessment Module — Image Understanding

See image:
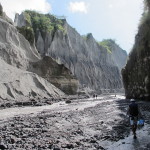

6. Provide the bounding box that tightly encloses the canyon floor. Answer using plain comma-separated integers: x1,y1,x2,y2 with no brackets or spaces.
0,95,150,150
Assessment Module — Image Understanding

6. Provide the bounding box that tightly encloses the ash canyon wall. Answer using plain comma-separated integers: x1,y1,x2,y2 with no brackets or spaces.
15,10,127,93
0,4,76,103
0,3,127,102
122,0,150,100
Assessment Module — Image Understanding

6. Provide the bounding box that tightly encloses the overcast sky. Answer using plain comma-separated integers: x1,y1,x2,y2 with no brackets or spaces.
1,0,144,53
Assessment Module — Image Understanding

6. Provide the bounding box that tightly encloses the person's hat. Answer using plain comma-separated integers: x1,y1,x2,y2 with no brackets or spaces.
130,99,135,102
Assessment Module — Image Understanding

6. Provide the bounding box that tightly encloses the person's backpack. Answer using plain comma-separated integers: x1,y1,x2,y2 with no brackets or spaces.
129,103,138,116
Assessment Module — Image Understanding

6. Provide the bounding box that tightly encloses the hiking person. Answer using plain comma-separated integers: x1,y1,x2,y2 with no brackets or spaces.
93,94,95,99
95,94,97,99
127,99,142,139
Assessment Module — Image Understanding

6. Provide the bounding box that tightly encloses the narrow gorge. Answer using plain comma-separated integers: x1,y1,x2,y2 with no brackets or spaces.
122,0,150,100
0,2,128,103
0,1,150,150
14,10,127,94
0,4,77,103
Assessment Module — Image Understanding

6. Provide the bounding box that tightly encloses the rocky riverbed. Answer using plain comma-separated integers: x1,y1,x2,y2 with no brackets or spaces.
0,95,150,150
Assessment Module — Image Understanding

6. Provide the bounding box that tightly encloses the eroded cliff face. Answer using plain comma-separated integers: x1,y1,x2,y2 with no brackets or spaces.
0,4,78,101
0,17,40,70
29,56,78,95
15,11,127,93
44,25,127,92
122,0,150,100
0,58,65,101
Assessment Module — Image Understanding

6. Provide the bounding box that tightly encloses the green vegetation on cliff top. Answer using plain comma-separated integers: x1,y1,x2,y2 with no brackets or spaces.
17,10,66,45
82,34,116,54
98,39,116,53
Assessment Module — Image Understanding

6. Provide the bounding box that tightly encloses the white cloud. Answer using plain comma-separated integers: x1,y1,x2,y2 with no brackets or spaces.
0,0,51,20
108,4,113,8
108,1,128,9
69,1,89,14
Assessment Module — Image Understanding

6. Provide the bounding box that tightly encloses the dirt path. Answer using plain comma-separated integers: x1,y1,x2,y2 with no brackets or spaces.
0,95,149,150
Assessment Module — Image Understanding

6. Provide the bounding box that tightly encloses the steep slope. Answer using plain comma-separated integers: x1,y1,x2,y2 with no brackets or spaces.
99,39,127,71
15,11,127,93
122,0,150,100
29,56,78,94
0,17,40,70
0,58,64,101
0,3,77,101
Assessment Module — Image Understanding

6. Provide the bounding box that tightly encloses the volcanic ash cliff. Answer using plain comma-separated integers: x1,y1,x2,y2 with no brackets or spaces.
122,0,150,100
0,4,78,102
15,11,127,93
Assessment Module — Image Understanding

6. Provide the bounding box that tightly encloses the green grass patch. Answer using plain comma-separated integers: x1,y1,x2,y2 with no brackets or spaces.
17,10,66,44
17,26,34,45
98,40,114,53
24,10,65,33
